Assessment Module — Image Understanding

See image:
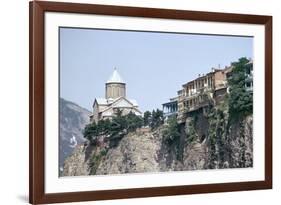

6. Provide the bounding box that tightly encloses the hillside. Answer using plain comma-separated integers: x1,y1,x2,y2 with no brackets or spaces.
62,58,253,176
62,108,253,176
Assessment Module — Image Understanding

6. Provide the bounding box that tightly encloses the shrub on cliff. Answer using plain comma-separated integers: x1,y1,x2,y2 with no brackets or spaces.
151,109,165,129
228,57,253,121
83,110,143,146
83,119,111,144
126,112,143,132
143,111,152,126
162,116,181,145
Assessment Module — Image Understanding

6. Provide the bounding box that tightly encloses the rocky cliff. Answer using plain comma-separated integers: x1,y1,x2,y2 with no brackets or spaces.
62,58,253,176
62,107,253,176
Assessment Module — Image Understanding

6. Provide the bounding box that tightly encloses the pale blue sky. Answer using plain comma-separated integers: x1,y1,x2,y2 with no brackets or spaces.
60,27,253,112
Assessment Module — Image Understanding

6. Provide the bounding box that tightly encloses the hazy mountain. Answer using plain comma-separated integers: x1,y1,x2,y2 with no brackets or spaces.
59,98,91,173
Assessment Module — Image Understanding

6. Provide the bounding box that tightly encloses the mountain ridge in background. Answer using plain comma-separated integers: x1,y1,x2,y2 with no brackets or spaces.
59,98,91,173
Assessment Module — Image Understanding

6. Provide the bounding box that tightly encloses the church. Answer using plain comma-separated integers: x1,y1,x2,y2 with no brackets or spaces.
90,68,142,123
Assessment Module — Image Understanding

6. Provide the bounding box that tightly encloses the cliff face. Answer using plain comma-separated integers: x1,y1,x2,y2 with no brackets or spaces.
62,107,253,176
181,114,253,170
96,130,162,175
62,128,162,176
62,145,90,176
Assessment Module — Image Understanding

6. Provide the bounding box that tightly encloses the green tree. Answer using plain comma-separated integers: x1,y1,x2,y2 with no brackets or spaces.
84,108,159,148
126,111,143,132
228,57,253,121
151,109,164,129
110,113,126,135
97,119,111,135
186,118,197,143
83,121,99,144
143,111,152,126
162,116,181,145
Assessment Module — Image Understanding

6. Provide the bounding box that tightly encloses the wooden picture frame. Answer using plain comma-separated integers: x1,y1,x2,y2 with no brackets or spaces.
29,1,272,204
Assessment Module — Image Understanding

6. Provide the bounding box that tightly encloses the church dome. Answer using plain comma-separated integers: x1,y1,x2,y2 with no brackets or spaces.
105,68,126,99
107,68,125,84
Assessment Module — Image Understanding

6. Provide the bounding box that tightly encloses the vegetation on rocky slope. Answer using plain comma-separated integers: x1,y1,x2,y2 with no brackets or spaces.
228,57,253,121
83,109,164,146
62,58,253,176
160,57,253,169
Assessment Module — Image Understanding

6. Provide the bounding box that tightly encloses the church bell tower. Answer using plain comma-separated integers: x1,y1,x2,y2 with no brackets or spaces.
105,68,126,99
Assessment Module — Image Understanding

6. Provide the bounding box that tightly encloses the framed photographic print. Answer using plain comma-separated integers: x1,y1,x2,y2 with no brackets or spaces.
29,1,272,204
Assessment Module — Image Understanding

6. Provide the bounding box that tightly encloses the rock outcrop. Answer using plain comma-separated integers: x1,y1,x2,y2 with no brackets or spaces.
96,130,161,174
62,145,90,176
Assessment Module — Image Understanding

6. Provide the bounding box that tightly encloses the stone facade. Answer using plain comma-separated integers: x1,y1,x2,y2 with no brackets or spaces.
105,82,126,99
91,68,142,123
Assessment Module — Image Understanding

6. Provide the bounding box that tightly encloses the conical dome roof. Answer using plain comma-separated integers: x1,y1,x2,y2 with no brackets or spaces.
107,68,125,83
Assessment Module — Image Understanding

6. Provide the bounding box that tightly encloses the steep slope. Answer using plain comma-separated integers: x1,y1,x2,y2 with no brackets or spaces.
62,111,253,176
62,128,162,176
59,98,91,173
96,129,162,175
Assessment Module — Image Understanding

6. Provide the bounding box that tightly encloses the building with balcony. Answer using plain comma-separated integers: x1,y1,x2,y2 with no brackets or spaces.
162,97,178,119
162,59,253,124
176,67,231,122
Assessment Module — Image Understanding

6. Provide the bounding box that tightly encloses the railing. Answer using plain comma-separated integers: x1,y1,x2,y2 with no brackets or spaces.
184,87,213,98
164,111,178,117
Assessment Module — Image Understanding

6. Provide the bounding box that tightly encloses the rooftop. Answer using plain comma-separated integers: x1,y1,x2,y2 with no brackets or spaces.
107,68,125,84
95,97,138,106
